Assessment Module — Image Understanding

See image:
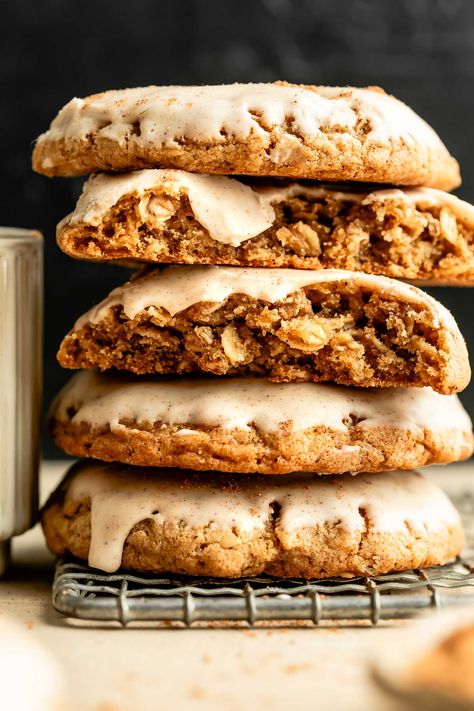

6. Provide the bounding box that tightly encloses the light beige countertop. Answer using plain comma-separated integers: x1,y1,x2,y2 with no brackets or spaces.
1,461,473,711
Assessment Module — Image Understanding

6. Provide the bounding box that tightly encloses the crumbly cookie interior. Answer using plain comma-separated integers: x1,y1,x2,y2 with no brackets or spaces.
59,189,474,281
58,281,454,392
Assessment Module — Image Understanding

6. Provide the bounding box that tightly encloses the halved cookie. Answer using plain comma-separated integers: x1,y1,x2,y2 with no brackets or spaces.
57,266,470,394
57,170,474,284
32,83,460,189
41,462,464,577
50,371,473,474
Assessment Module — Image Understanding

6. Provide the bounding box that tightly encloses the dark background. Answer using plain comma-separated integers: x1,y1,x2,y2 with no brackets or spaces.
2,0,474,457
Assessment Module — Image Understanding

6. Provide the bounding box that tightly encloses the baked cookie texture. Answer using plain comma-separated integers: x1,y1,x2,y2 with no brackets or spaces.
57,266,470,394
57,171,474,284
50,371,474,474
32,83,460,189
406,624,474,703
41,462,464,577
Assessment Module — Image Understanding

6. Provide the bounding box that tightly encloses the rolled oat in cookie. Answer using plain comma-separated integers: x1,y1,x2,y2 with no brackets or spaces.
32,82,460,189
57,265,470,394
57,171,474,284
49,370,473,474
41,462,464,577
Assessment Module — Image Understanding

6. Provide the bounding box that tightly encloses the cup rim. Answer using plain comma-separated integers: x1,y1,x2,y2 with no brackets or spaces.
0,227,43,242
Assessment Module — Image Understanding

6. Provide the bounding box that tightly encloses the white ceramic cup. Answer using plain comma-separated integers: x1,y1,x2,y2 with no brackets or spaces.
0,228,43,575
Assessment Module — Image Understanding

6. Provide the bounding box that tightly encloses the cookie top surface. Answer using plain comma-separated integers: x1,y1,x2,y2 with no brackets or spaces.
53,370,472,435
57,462,461,572
32,83,460,188
60,169,474,249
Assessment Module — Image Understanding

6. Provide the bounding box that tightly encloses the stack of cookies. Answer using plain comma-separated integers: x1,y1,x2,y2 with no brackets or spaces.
35,83,474,578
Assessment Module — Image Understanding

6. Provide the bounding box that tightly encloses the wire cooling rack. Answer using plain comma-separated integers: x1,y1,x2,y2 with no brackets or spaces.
52,489,474,627
53,558,474,626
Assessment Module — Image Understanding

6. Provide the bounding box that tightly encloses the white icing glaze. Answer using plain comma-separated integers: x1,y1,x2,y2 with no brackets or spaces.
0,618,64,711
66,463,461,572
74,265,459,335
53,370,472,436
63,170,275,247
38,84,449,165
59,169,474,248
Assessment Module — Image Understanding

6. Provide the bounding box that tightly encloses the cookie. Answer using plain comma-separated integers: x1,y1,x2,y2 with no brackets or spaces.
32,83,460,189
58,265,470,394
50,370,473,474
57,170,474,284
41,462,464,577
406,624,474,704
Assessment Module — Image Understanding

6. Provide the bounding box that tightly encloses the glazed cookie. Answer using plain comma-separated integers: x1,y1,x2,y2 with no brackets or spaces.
50,371,474,474
41,462,464,577
32,83,460,189
57,266,470,394
57,170,474,284
405,624,474,704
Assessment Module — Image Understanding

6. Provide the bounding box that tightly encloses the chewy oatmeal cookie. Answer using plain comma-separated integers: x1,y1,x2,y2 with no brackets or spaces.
50,370,474,474
57,171,474,284
57,266,470,394
32,83,460,189
406,624,474,704
41,463,464,577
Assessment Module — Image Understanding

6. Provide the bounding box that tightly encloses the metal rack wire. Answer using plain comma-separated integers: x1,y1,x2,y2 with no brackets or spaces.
52,488,474,627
